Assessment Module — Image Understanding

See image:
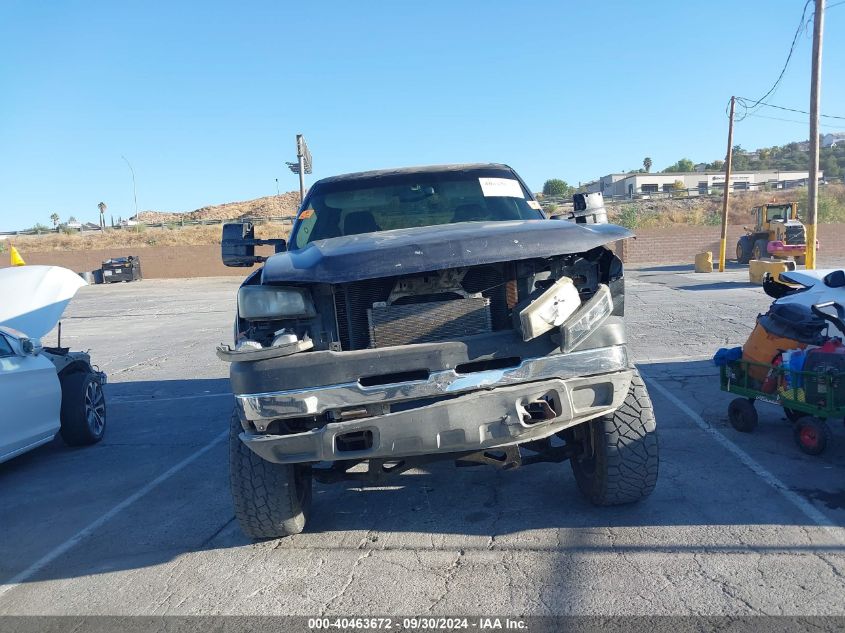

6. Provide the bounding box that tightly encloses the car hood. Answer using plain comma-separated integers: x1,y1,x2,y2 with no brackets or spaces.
776,269,845,340
780,269,841,287
262,220,633,284
0,265,87,339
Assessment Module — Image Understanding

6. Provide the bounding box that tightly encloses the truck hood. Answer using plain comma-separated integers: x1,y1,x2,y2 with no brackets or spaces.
262,220,633,284
0,265,86,339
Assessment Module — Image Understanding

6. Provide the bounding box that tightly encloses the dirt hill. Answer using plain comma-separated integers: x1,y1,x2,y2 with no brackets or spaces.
132,191,302,223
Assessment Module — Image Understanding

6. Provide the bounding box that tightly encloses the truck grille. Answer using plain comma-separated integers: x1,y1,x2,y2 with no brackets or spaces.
785,225,805,245
368,298,492,348
332,265,509,350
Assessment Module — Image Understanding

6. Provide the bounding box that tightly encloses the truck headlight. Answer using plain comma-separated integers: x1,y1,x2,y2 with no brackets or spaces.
237,286,316,320
519,276,582,341
560,284,612,353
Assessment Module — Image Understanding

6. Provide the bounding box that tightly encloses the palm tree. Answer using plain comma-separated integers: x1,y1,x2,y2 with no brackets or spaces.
50,213,60,227
98,202,107,228
643,157,653,173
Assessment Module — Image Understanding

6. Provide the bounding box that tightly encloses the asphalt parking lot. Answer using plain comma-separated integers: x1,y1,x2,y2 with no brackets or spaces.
2,263,845,616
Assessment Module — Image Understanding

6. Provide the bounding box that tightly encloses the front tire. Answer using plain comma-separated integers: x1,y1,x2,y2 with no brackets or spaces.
752,239,769,261
569,371,659,505
229,411,312,539
59,371,107,446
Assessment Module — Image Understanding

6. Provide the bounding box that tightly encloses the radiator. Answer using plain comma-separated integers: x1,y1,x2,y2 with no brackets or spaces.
367,297,492,348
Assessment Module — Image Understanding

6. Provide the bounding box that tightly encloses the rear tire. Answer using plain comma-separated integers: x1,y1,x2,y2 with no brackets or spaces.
569,371,659,505
795,255,806,266
794,417,831,455
736,237,753,264
752,239,769,261
229,411,312,539
728,397,758,433
59,371,107,446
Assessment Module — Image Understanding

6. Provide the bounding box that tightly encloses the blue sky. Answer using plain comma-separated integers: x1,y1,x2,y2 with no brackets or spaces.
1,0,843,230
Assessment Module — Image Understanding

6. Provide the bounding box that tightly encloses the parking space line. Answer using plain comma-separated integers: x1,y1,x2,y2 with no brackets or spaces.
0,430,228,599
644,375,845,545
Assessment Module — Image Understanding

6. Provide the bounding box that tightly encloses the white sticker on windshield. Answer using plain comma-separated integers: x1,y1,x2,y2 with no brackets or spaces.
479,177,525,198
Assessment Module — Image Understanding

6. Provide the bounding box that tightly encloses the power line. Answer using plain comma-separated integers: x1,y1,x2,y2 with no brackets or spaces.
745,111,845,130
733,0,813,121
737,98,845,120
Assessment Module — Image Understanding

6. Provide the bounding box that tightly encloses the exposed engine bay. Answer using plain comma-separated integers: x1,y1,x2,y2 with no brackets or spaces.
226,246,624,356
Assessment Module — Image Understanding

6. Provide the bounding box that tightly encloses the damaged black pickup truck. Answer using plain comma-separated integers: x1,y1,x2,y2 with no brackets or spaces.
219,163,658,539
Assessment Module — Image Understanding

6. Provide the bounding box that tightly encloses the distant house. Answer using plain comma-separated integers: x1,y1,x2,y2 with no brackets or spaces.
119,219,139,227
822,133,845,148
82,222,102,231
65,220,82,229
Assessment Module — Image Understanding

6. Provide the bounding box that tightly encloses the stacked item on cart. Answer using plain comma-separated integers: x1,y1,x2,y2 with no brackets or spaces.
716,269,845,455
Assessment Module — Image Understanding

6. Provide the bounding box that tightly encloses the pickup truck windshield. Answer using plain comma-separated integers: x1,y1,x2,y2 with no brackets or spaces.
291,171,543,249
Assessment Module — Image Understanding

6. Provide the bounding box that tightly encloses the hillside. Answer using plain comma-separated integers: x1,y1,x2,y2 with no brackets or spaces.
132,191,302,223
5,185,843,254
662,140,845,178
604,184,845,229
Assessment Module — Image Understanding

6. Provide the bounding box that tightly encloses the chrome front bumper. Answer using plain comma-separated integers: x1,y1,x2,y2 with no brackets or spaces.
234,345,633,464
236,344,629,425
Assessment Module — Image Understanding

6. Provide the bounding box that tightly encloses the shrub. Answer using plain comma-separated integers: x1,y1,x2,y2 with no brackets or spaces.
617,205,639,229
542,179,574,197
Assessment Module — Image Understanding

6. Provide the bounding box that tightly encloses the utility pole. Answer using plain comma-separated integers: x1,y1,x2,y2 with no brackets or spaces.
806,0,825,270
718,96,736,272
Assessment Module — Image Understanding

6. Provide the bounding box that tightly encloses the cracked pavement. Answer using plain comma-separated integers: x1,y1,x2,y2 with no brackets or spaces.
1,263,845,616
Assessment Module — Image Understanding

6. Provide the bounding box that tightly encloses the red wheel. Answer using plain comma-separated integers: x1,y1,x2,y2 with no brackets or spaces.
793,417,831,456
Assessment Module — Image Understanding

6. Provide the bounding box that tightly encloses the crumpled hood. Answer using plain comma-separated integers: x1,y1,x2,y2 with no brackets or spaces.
262,220,633,284
0,265,87,339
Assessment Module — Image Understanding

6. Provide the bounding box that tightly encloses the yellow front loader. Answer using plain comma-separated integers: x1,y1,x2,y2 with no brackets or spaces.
736,202,808,265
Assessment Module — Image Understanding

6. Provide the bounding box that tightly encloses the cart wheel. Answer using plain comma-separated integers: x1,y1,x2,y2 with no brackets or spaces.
784,408,804,423
728,398,758,433
793,417,831,456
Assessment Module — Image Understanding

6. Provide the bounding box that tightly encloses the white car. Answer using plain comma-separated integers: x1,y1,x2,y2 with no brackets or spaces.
777,269,845,340
0,265,107,463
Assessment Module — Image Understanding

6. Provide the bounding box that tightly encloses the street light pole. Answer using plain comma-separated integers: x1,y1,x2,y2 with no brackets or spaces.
121,155,139,217
296,134,306,203
286,134,312,206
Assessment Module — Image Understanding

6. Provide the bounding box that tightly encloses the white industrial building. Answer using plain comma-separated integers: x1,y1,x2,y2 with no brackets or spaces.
586,170,821,199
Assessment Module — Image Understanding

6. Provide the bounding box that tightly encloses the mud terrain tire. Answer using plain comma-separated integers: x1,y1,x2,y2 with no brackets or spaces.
569,370,659,505
229,411,312,539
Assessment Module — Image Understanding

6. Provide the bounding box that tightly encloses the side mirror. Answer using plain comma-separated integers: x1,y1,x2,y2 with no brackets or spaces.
21,337,42,355
222,222,286,267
